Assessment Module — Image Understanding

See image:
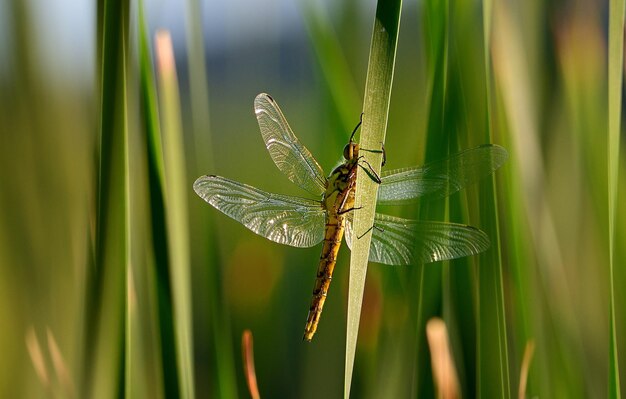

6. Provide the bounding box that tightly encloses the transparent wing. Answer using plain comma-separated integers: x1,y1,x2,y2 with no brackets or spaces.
345,213,490,265
378,144,508,205
254,93,327,197
194,175,326,248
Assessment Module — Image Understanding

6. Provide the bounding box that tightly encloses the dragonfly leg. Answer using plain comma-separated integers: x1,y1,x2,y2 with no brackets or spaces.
360,142,386,166
356,224,384,240
358,158,382,184
338,205,362,215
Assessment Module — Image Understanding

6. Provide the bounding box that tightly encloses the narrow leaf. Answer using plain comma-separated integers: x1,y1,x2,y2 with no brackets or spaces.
183,1,239,397
478,0,511,397
345,1,402,397
608,0,624,396
138,4,180,397
82,0,129,397
155,31,196,399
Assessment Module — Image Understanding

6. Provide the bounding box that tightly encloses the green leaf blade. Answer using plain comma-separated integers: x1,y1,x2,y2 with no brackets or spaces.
345,1,402,397
608,0,624,396
155,31,196,399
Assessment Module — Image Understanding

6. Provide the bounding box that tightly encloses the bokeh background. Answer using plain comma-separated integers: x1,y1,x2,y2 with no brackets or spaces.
1,0,625,397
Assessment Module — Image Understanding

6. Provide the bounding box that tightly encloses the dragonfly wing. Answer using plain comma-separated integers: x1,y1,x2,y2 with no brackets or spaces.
345,213,490,265
378,144,508,205
254,93,327,197
194,175,326,248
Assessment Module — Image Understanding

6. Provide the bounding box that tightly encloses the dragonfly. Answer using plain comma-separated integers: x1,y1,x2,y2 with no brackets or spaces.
194,93,507,341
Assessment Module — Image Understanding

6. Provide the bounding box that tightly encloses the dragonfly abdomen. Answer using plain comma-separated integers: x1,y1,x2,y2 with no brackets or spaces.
303,216,346,341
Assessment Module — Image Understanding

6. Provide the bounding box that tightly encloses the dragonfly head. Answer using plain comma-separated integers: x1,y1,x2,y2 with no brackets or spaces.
343,141,359,161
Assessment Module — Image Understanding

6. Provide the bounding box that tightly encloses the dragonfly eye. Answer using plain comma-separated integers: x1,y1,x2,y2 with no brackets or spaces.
343,143,358,160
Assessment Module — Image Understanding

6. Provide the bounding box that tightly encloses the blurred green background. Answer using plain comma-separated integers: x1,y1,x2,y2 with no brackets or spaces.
1,0,625,397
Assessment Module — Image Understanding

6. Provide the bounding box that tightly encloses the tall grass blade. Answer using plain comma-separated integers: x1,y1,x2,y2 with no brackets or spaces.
413,0,449,396
478,0,511,397
183,2,238,396
137,4,180,397
81,0,129,397
184,0,213,172
155,31,196,399
345,1,401,397
608,0,624,396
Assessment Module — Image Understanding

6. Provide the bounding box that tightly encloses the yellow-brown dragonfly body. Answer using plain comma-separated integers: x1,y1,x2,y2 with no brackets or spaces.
304,141,360,341
194,93,507,341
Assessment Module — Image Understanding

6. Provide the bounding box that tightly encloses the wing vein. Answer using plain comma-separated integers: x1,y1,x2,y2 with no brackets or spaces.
194,175,326,248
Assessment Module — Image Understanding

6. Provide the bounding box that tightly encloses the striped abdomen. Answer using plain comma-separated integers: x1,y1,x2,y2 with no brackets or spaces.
303,153,358,341
303,213,346,341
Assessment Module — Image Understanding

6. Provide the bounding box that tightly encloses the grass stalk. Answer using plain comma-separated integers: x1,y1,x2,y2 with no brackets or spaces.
137,4,180,397
478,0,511,397
183,1,239,395
345,0,402,397
412,0,450,396
155,31,196,399
82,0,130,397
608,0,624,396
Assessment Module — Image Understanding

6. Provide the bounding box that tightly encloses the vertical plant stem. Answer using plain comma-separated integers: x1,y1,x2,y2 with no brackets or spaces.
345,1,402,397
83,0,130,397
184,1,238,396
137,3,180,397
478,0,511,397
155,31,196,399
413,0,449,396
608,0,624,396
